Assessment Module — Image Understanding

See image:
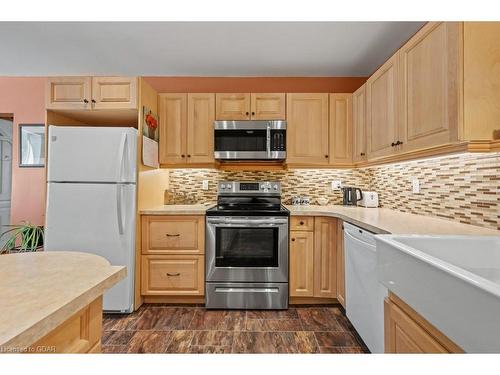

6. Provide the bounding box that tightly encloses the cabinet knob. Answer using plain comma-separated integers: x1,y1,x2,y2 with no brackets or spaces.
299,221,304,225
83,99,89,104
187,154,191,158
91,99,96,104
181,154,185,158
325,155,329,158
360,152,366,156
391,142,396,147
397,140,403,146
291,238,296,242
251,111,255,116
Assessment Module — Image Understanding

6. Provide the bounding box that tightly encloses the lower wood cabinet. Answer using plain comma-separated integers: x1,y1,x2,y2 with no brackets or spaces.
289,230,315,297
141,255,205,296
30,297,102,353
289,216,338,299
385,292,463,353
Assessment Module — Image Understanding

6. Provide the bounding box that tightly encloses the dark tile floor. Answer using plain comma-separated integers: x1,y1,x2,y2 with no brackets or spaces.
102,304,370,354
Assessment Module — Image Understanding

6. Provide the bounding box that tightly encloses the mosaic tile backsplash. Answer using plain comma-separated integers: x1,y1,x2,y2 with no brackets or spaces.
167,152,500,231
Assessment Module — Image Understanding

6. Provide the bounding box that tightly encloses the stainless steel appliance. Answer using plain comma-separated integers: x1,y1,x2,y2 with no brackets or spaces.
205,181,289,309
342,186,363,206
213,120,286,160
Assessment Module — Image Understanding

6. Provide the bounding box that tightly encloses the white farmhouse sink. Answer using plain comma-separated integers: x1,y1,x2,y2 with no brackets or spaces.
375,235,500,353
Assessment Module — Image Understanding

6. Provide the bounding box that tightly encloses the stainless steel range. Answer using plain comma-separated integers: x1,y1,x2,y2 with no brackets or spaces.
205,181,289,309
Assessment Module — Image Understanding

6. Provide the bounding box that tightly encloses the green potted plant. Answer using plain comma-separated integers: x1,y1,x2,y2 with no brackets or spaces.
0,222,44,254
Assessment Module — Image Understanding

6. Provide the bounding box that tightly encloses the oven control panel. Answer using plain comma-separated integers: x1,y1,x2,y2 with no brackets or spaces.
218,181,281,195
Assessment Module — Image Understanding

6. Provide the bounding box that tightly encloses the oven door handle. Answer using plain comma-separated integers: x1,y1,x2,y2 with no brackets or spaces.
207,219,288,226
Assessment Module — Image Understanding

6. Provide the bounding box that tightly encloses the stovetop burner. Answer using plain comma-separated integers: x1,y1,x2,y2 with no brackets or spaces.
206,181,289,217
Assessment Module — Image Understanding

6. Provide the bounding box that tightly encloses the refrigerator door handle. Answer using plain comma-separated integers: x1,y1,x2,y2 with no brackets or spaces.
116,184,124,235
117,132,127,183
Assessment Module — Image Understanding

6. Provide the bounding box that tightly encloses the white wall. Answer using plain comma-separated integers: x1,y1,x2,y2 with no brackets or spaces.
0,118,13,248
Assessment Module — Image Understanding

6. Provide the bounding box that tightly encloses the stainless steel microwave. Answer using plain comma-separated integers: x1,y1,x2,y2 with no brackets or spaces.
213,120,286,160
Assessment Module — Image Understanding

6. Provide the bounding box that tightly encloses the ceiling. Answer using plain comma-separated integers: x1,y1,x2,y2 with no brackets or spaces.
0,22,424,76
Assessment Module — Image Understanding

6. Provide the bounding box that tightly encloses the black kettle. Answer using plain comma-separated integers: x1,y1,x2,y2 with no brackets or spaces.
342,187,363,206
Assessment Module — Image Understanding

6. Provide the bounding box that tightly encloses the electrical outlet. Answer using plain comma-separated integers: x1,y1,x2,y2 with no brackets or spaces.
202,180,209,190
412,178,420,194
331,180,342,190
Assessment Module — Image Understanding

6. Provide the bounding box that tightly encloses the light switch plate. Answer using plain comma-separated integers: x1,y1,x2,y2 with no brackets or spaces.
331,180,342,190
412,178,420,194
202,180,209,190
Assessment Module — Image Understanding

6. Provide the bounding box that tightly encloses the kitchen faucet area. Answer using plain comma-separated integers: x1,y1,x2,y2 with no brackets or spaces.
0,2,499,374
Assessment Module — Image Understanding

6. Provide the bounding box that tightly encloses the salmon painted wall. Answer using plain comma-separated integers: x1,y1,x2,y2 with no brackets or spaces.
0,77,46,225
143,76,366,93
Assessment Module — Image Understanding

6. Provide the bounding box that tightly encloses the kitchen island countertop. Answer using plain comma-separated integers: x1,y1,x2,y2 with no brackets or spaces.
0,251,125,349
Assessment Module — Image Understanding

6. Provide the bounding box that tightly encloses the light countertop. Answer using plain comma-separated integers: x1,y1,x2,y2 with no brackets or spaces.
140,203,214,215
140,203,498,236
285,205,499,235
0,252,126,349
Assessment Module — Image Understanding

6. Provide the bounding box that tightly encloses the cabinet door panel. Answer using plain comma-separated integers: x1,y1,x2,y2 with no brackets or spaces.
46,77,91,110
251,93,286,120
329,94,352,165
91,77,137,110
400,22,460,151
366,55,399,159
313,217,337,298
216,93,250,120
352,85,367,163
158,93,187,164
187,93,215,163
286,93,329,165
289,231,314,297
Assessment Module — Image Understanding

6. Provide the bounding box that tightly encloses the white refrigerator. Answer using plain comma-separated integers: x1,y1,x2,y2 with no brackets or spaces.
45,126,137,313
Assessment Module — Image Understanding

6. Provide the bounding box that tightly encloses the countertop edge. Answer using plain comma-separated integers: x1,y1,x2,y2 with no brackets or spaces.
2,265,126,348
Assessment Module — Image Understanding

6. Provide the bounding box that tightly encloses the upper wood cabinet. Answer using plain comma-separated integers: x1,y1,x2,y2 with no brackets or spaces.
216,93,250,120
313,217,337,298
286,93,329,165
158,93,215,165
91,77,137,110
329,94,352,166
159,93,187,165
366,54,400,160
462,22,500,141
46,77,92,110
399,22,460,152
215,93,285,120
187,93,215,163
46,76,137,110
352,84,367,163
251,93,286,120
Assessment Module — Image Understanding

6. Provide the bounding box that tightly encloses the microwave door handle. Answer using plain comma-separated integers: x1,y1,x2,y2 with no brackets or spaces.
266,123,271,158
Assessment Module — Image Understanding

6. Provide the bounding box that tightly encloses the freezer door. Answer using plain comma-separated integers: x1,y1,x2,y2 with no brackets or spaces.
44,182,136,312
47,126,137,183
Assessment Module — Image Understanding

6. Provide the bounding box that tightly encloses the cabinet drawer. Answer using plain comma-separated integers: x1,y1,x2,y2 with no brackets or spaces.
290,216,315,231
142,215,205,254
141,255,205,296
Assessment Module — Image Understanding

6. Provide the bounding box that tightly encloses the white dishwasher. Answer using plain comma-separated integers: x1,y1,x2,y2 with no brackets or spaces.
344,222,388,353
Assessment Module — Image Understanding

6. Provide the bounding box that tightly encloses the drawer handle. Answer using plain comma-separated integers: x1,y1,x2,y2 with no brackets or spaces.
166,233,180,237
166,272,180,277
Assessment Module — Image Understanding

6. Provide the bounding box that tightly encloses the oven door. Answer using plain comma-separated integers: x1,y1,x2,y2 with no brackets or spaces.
206,216,288,283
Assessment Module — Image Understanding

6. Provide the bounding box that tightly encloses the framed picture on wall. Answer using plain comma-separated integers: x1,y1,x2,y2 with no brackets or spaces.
19,124,45,167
